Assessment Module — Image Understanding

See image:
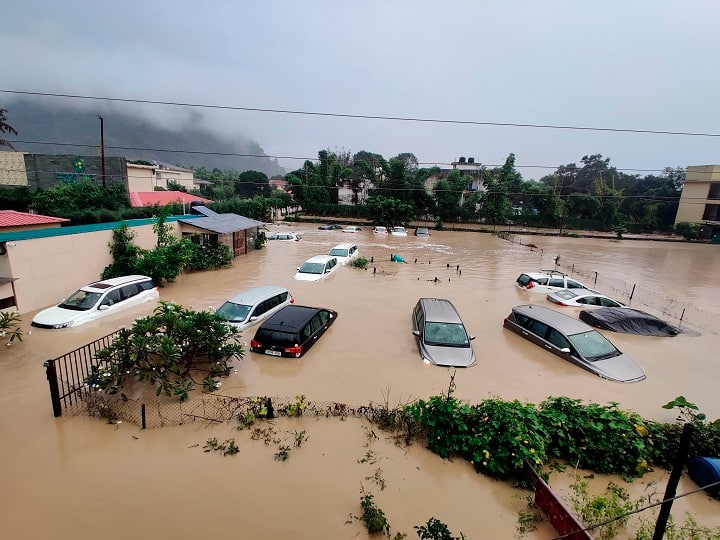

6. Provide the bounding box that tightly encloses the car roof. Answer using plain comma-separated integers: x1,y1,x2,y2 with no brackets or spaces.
511,304,591,334
225,285,289,305
418,298,463,323
330,242,355,250
304,255,336,263
261,305,328,331
522,270,568,278
83,275,153,291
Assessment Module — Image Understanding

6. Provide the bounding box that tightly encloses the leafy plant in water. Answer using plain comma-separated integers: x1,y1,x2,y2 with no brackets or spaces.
87,302,243,401
0,311,23,344
353,256,370,269
365,468,386,491
414,517,465,540
662,396,706,423
285,394,307,417
293,429,308,447
274,444,290,461
359,488,391,536
203,437,239,456
569,480,633,540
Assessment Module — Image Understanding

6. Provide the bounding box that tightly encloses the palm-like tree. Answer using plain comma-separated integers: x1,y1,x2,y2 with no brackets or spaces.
1,107,18,149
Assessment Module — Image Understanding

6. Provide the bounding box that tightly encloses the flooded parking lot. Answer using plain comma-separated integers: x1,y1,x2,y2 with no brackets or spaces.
1,224,719,538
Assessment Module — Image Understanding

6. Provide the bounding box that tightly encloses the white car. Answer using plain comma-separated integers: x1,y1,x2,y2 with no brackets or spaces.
294,255,339,281
391,226,408,237
327,243,359,266
547,289,626,308
373,226,388,234
215,285,294,331
516,270,594,295
343,226,362,233
31,275,159,329
267,232,302,241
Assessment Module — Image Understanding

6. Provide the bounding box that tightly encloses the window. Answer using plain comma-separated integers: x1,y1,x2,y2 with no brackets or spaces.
702,204,720,221
566,280,584,289
120,283,140,300
708,183,720,200
101,289,123,307
547,329,570,350
319,310,330,323
548,278,564,288
527,319,550,338
309,314,323,334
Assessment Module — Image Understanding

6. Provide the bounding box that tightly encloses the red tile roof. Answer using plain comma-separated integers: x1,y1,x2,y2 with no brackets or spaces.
129,192,212,208
0,210,70,228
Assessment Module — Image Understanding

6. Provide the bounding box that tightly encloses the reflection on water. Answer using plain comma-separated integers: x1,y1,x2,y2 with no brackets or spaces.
1,224,719,538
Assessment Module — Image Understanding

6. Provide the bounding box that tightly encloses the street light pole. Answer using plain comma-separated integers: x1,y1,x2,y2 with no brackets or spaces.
98,115,106,187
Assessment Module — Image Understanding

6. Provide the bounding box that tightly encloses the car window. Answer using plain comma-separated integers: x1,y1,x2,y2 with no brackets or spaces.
257,329,297,346
548,278,565,288
547,329,570,350
527,319,550,338
567,331,618,361
600,298,620,307
309,314,323,333
121,283,140,300
59,290,102,311
318,310,330,323
302,323,313,339
514,313,530,327
137,280,156,291
100,289,123,307
566,280,584,289
216,302,252,322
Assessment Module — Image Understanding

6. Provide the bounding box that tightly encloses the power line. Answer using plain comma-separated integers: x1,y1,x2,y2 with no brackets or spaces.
1,139,688,175
2,89,720,138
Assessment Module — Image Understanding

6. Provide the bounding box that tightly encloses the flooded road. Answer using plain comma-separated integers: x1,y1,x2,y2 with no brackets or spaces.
1,224,718,539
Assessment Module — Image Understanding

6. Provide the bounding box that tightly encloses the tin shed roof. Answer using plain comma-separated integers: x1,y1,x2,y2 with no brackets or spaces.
178,214,265,234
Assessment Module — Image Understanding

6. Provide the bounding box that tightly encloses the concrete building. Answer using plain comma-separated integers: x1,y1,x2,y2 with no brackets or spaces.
675,165,720,240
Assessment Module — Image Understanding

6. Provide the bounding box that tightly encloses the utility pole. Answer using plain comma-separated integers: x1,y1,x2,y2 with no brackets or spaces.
98,115,106,187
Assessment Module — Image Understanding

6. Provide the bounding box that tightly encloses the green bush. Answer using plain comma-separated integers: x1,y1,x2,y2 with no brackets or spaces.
674,221,700,241
185,242,233,271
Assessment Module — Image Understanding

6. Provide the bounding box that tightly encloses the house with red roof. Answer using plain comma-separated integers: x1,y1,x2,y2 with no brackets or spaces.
0,210,70,233
128,191,212,209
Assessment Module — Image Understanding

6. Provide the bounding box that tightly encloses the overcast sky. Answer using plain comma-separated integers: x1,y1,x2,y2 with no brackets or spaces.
3,1,719,179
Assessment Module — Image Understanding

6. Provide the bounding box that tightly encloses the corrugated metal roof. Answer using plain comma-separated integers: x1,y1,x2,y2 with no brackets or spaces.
179,214,264,234
0,210,70,228
190,205,219,217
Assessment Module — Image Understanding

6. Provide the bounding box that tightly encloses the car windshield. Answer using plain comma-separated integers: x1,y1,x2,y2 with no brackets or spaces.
424,322,469,347
215,302,252,323
58,290,102,311
328,248,349,257
567,330,619,361
299,262,326,274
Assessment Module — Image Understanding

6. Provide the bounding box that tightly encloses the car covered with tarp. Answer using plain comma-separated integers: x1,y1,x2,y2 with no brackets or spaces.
579,307,680,337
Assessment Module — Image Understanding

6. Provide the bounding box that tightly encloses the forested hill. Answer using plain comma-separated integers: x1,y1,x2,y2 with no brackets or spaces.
3,99,285,176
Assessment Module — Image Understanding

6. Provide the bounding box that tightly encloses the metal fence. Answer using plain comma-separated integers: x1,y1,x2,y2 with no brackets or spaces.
44,330,121,417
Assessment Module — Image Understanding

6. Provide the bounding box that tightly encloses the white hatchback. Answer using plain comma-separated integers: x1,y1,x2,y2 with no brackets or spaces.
391,226,408,236
516,270,594,295
294,255,339,281
327,243,359,266
31,275,159,329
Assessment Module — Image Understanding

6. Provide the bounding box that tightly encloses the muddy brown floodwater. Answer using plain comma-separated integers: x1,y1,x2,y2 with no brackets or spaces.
1,224,719,539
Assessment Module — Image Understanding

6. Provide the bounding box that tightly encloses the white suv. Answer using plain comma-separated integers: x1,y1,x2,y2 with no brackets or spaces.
516,270,593,294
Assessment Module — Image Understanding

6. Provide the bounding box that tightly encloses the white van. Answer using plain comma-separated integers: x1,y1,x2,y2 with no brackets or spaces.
215,285,294,331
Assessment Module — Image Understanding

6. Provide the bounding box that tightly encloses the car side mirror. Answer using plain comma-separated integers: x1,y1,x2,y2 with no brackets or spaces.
469,335,476,341
412,330,420,337
98,305,110,311
249,316,258,321
560,347,571,354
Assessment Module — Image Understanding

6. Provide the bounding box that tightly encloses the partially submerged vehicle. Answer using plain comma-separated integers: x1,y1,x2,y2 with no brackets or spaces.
503,304,646,383
579,307,680,337
412,298,476,367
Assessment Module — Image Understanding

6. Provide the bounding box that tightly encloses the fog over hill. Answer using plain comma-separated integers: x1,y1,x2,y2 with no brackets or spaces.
3,98,285,177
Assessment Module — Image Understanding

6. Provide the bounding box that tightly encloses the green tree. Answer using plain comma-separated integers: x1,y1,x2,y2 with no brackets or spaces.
0,106,18,149
89,302,244,401
30,182,130,217
235,170,270,198
102,224,145,279
364,195,414,227
520,181,561,226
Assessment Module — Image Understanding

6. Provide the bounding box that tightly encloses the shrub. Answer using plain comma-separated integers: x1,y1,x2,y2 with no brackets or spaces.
674,221,700,240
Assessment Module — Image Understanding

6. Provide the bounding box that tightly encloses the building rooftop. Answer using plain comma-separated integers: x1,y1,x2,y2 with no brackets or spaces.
129,191,212,208
0,210,70,228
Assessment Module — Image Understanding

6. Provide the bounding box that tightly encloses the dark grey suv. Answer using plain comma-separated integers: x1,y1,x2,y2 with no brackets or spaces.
503,304,645,383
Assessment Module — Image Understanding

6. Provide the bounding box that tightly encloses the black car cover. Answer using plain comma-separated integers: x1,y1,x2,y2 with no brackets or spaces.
579,307,680,337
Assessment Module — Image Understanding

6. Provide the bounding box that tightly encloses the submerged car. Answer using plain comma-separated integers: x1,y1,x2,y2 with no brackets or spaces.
327,243,359,266
391,226,408,237
267,231,302,241
31,275,159,329
579,307,680,337
503,304,646,383
214,285,294,331
516,270,593,294
250,305,338,358
373,226,388,234
343,226,362,233
294,255,339,281
414,227,431,237
318,224,343,230
547,289,625,308
412,298,476,367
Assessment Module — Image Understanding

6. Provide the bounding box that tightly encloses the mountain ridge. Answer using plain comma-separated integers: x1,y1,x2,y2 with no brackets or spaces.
2,98,286,177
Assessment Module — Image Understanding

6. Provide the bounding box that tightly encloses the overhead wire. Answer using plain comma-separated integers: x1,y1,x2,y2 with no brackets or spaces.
2,89,720,138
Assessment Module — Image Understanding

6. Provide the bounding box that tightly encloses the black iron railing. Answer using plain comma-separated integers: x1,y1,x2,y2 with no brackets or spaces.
44,330,121,417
